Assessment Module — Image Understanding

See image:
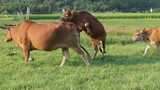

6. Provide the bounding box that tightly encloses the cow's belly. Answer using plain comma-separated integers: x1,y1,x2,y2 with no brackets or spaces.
31,41,73,51
29,31,77,51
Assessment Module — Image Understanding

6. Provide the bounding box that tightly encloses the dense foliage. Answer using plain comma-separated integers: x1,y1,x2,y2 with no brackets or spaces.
0,0,160,14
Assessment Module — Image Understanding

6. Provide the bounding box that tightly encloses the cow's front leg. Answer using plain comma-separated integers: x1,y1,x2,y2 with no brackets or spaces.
143,45,150,56
60,48,69,67
22,44,30,64
23,48,30,64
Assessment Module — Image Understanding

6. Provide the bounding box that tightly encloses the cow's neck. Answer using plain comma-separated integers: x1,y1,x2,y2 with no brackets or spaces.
144,30,152,42
10,30,17,42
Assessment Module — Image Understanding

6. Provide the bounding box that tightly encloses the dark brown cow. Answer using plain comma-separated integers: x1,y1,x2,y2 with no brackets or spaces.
61,9,107,58
133,28,160,56
3,20,90,66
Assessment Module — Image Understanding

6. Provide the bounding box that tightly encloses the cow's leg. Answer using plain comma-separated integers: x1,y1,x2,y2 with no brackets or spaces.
92,39,98,58
22,46,30,64
102,38,106,55
143,45,151,56
73,47,90,66
98,38,106,57
93,45,98,59
60,48,69,67
98,41,103,56
93,47,98,59
98,41,103,53
80,45,91,60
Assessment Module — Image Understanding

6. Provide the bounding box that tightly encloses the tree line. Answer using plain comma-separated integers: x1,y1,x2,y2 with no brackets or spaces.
0,0,160,14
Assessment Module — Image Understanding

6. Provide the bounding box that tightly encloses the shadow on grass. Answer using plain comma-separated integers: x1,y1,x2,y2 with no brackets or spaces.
10,50,160,67
67,54,160,67
107,36,134,45
95,55,160,66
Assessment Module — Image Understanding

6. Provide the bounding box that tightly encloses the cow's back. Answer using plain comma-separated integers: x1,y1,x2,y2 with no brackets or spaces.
73,11,106,39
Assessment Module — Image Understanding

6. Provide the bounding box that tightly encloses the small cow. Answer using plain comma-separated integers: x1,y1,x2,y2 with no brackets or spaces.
133,28,160,56
2,20,90,66
61,9,107,58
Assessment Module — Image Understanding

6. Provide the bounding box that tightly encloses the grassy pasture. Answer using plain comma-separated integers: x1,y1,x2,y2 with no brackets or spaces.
0,13,160,90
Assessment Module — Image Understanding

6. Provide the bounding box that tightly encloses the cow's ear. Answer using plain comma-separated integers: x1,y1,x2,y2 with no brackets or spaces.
4,24,16,27
141,28,149,35
143,28,146,31
71,10,76,16
0,26,11,31
140,28,146,33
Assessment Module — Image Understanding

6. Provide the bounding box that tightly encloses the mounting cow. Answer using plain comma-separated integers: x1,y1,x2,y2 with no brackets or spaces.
61,9,107,58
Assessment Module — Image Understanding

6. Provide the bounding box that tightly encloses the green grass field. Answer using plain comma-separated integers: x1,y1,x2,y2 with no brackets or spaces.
1,13,160,90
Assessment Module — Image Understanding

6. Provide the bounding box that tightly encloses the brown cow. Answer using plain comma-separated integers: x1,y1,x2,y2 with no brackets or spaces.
61,9,107,58
3,20,90,66
133,28,160,56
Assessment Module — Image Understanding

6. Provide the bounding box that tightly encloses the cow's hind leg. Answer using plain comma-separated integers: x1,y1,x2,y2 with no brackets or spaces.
80,45,91,60
73,47,90,66
60,48,69,67
73,46,91,79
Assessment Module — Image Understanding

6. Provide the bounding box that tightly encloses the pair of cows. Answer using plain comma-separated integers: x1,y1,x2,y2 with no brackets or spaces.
1,9,107,66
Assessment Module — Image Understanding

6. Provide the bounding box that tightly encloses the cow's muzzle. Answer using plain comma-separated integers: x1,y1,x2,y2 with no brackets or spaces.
4,38,11,42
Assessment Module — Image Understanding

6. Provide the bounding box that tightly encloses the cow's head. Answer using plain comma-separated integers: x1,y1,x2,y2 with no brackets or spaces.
5,29,12,42
0,25,15,42
61,9,75,22
132,28,149,42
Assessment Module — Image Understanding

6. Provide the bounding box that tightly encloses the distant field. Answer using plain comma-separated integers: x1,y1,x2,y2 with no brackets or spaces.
1,13,160,20
1,13,160,90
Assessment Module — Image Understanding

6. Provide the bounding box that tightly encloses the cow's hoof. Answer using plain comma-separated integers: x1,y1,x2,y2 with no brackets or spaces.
29,57,34,61
59,64,64,67
25,61,29,64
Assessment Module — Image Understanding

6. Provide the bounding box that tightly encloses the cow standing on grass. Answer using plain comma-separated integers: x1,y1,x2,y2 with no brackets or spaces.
133,28,160,56
1,20,90,66
61,9,107,58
